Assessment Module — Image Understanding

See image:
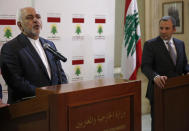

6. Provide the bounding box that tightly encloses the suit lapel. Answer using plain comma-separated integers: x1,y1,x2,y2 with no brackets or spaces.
40,38,54,80
173,38,181,66
157,37,176,66
18,34,50,80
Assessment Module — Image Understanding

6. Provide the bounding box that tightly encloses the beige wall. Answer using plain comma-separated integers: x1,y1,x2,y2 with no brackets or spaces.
115,0,189,114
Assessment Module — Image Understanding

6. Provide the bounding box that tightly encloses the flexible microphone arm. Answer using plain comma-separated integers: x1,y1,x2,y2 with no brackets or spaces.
43,43,67,62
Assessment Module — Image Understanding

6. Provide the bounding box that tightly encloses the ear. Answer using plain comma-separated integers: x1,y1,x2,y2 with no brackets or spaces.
17,21,23,31
173,26,176,33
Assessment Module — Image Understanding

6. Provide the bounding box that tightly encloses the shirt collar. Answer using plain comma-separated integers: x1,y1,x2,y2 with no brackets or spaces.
163,37,174,45
27,37,40,44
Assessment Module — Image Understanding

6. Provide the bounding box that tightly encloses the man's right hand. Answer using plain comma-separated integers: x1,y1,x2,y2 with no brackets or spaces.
154,75,168,88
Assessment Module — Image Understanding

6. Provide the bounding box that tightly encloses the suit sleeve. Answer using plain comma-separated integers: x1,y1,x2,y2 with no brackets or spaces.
57,61,68,84
182,42,189,73
141,41,159,80
1,44,36,98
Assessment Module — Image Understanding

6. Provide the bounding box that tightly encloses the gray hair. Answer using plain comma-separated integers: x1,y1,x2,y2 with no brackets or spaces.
159,16,176,28
16,8,24,22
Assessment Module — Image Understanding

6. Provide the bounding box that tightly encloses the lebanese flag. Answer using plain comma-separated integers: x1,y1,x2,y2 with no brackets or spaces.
121,0,142,80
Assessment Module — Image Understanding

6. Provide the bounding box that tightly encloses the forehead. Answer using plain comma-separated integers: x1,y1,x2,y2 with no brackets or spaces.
22,8,40,16
159,20,173,27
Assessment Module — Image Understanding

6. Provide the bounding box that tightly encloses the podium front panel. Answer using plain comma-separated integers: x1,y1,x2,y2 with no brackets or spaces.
163,85,189,131
47,79,141,131
69,96,131,131
154,75,189,131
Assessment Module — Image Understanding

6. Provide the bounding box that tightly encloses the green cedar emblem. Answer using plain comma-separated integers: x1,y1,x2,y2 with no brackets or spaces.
98,25,103,35
51,25,57,35
4,28,12,39
97,64,102,74
124,11,139,57
75,66,81,76
76,24,81,35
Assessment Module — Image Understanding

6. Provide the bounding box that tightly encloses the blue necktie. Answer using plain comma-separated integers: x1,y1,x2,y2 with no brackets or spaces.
167,42,177,65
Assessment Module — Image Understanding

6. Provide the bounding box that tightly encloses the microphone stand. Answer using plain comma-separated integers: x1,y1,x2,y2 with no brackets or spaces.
54,57,63,84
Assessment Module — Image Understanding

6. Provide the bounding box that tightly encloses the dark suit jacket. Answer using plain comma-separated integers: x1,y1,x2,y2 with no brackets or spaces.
1,33,68,104
141,36,189,103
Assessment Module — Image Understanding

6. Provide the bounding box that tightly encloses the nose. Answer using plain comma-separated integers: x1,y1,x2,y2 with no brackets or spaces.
33,17,40,24
161,28,166,33
33,17,38,22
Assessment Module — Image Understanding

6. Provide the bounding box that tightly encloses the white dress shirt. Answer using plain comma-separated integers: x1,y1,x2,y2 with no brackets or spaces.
28,37,51,79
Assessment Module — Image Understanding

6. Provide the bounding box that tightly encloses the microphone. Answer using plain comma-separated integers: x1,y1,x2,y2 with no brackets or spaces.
43,43,67,62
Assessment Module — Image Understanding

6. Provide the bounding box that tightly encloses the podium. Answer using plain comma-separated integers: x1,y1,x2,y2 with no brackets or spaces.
154,75,189,131
0,79,141,131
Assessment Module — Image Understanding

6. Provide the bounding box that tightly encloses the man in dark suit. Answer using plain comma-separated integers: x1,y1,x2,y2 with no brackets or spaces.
141,16,189,131
1,7,68,104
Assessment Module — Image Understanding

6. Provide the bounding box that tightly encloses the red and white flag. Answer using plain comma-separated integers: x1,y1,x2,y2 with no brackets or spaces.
121,0,142,80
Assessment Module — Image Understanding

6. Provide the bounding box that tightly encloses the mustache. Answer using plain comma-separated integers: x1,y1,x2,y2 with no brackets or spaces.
33,24,42,29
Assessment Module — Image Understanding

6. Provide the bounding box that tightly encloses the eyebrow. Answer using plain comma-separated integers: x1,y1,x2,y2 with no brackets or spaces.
26,14,33,17
25,14,41,18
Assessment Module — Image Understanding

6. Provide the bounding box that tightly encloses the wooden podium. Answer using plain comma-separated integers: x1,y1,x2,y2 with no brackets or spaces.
0,79,141,131
154,75,189,131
